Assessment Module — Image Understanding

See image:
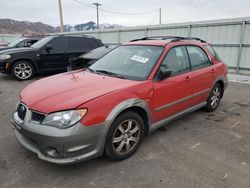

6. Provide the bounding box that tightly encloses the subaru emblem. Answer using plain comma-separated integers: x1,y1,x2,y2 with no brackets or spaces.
20,106,25,112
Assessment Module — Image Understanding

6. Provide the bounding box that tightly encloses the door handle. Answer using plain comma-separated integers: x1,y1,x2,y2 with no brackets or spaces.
210,68,216,73
185,76,191,81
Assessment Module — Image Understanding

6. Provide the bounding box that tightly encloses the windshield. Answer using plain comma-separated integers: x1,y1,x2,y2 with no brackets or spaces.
31,36,53,48
89,45,164,81
8,38,25,47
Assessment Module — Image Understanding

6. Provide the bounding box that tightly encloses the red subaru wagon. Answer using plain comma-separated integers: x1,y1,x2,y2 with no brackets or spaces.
12,36,228,164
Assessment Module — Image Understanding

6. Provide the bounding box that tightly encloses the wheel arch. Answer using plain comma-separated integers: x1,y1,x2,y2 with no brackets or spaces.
212,77,226,99
10,58,38,73
105,99,151,137
120,106,150,136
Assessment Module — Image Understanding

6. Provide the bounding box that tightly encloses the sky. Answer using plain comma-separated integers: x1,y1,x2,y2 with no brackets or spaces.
0,0,250,27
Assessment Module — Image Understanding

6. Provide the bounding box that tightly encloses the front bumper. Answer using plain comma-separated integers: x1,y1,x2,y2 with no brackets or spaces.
12,109,106,164
0,61,11,74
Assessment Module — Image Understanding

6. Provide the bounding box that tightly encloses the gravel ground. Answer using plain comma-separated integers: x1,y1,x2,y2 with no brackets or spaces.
0,74,250,188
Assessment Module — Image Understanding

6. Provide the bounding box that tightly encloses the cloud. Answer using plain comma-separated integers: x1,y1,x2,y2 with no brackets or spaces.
0,0,249,26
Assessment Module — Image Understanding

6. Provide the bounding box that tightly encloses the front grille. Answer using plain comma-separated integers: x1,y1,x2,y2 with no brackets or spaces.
31,111,46,123
17,104,27,120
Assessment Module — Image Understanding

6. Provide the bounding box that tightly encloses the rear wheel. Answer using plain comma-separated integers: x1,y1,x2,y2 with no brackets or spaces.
105,111,144,160
11,61,35,80
204,83,223,112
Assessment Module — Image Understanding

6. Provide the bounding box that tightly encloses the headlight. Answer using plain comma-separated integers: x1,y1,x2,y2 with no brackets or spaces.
0,54,11,60
42,109,87,128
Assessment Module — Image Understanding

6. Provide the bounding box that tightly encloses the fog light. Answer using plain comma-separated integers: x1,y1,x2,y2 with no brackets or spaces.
46,147,60,157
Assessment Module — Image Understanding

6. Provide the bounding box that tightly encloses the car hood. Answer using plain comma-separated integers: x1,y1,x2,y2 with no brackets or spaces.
0,47,35,55
0,46,12,51
20,70,139,113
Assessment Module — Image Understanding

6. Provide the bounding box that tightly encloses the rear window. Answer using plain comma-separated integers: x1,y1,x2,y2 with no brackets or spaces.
204,45,222,61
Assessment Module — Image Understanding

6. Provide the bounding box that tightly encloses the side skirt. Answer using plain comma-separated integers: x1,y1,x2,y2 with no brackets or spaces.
149,102,207,133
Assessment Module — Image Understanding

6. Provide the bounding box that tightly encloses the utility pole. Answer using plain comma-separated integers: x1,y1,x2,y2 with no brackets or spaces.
93,2,101,29
58,0,64,32
159,8,161,25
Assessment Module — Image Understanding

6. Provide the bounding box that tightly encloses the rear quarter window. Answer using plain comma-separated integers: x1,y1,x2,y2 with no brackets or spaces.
186,46,211,70
204,45,222,61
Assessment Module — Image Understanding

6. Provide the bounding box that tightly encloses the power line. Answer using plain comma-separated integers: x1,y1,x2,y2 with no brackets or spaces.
149,12,159,25
100,9,109,24
99,7,158,16
73,0,158,16
73,0,95,8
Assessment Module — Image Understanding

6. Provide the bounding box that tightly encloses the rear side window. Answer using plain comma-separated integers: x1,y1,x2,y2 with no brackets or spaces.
204,45,222,61
69,37,91,51
186,46,211,70
160,46,190,76
48,38,68,53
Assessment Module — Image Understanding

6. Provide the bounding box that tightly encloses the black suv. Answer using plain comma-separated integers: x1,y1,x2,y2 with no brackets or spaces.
0,35,104,80
0,37,41,51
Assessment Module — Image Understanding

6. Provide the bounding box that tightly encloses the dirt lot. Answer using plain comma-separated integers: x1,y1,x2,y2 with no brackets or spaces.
0,74,250,188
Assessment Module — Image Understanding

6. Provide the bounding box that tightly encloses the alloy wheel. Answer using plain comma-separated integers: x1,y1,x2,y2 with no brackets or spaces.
112,119,141,155
14,63,32,80
210,86,221,109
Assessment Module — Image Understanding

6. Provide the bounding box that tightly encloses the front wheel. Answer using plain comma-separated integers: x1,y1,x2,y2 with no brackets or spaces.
11,61,35,80
204,83,223,112
105,111,144,160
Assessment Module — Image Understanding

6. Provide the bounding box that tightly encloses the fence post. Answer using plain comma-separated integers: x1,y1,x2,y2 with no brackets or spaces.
117,30,120,44
97,31,101,40
187,25,192,37
144,28,148,37
236,20,246,74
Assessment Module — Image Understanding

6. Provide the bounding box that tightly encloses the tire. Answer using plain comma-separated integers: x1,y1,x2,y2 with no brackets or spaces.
11,61,35,80
204,83,223,112
105,111,144,161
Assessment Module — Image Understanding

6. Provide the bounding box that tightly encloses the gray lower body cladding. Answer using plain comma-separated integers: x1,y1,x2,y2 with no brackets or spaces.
12,112,106,164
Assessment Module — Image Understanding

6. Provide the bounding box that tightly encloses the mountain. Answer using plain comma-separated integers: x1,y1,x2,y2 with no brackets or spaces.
63,22,123,32
0,19,124,34
0,19,59,34
99,23,123,29
74,21,96,31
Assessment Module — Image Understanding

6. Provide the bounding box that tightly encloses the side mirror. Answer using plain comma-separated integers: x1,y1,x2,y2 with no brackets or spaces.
45,44,52,52
159,69,172,80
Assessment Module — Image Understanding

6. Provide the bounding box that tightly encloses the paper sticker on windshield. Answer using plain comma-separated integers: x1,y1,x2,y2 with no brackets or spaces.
131,55,149,63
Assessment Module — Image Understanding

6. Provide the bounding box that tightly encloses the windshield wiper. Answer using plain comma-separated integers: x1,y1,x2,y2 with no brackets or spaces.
95,69,126,79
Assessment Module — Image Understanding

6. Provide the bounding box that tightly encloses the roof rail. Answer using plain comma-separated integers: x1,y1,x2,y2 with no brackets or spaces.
130,36,207,43
49,33,97,39
130,36,183,42
21,34,47,38
170,37,207,43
